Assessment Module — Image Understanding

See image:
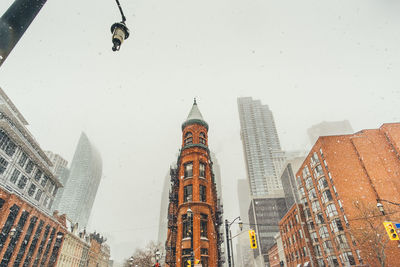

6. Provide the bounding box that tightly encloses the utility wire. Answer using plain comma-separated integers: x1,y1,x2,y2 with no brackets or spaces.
115,0,126,22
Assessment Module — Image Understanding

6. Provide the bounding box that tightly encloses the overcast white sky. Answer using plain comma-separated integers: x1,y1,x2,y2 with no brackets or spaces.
1,0,399,262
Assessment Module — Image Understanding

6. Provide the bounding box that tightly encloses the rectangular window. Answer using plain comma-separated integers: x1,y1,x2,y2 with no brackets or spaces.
184,162,193,178
10,169,20,184
200,214,208,238
17,175,28,189
201,256,208,267
200,185,206,202
0,130,17,157
25,160,34,174
0,156,8,174
18,153,28,167
28,183,37,197
40,175,49,187
322,190,333,204
182,215,192,238
326,203,338,218
34,169,42,181
199,162,206,178
35,189,42,201
184,185,192,202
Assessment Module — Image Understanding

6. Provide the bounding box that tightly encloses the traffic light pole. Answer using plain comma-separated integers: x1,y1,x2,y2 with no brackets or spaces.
0,0,48,67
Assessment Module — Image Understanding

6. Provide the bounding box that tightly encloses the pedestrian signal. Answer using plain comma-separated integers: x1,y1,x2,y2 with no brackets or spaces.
383,221,399,241
249,230,257,249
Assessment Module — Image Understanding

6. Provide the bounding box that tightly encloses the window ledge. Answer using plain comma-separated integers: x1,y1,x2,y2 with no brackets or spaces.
200,237,209,241
182,237,191,241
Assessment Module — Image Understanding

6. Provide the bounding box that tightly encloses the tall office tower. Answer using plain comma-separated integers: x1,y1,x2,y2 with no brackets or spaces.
279,156,305,209
56,132,102,229
307,120,354,146
44,151,70,212
237,97,288,266
237,97,286,196
165,100,223,267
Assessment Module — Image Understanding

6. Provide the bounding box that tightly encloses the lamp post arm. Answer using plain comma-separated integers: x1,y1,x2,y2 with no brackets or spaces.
228,216,241,228
377,199,400,207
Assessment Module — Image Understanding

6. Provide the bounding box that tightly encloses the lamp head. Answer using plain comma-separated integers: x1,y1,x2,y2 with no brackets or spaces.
9,228,16,237
111,22,130,51
238,217,243,231
187,207,193,217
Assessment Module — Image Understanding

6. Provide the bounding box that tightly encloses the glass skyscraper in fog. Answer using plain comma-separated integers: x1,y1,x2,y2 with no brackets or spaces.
55,132,102,229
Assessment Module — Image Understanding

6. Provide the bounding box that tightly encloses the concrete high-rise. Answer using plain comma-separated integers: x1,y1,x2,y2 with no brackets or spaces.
237,97,288,266
56,133,102,229
237,97,286,196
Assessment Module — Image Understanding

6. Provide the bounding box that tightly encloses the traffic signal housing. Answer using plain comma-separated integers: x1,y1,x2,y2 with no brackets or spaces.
383,221,399,241
249,229,257,249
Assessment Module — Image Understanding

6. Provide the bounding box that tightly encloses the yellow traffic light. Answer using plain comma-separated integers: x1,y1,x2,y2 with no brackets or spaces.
187,260,191,267
249,230,257,249
195,260,200,264
383,221,399,241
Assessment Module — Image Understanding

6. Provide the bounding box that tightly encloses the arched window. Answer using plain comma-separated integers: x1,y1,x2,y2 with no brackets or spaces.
199,132,206,145
184,132,193,145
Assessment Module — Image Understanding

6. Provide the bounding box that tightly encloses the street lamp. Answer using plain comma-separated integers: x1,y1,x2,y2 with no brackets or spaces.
225,216,243,267
9,228,16,238
377,202,385,215
111,0,130,51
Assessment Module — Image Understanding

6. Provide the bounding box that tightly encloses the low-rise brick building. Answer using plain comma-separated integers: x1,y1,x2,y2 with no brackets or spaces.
294,123,400,266
279,204,314,267
0,187,67,266
267,242,280,267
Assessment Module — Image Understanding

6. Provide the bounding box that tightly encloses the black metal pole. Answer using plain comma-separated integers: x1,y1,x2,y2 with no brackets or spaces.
230,229,235,267
0,0,48,67
225,219,231,267
191,215,194,265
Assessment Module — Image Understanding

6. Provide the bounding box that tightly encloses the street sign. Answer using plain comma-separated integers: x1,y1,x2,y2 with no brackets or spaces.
395,223,400,229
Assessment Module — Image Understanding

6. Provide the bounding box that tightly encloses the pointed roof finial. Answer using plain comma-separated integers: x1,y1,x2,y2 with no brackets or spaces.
182,99,209,131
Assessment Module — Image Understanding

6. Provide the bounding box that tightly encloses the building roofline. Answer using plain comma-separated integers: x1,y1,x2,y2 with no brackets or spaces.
0,87,29,125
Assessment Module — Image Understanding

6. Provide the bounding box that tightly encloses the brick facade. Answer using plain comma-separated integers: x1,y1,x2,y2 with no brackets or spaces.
165,102,223,267
0,187,67,266
279,204,313,267
295,123,400,267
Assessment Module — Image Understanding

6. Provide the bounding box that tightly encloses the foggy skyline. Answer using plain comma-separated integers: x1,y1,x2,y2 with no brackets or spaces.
1,0,399,262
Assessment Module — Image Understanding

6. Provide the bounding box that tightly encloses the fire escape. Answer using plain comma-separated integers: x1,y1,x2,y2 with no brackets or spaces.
165,167,179,267
211,168,225,267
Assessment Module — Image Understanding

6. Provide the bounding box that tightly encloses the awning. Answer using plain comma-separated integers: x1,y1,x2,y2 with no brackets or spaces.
304,262,310,267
